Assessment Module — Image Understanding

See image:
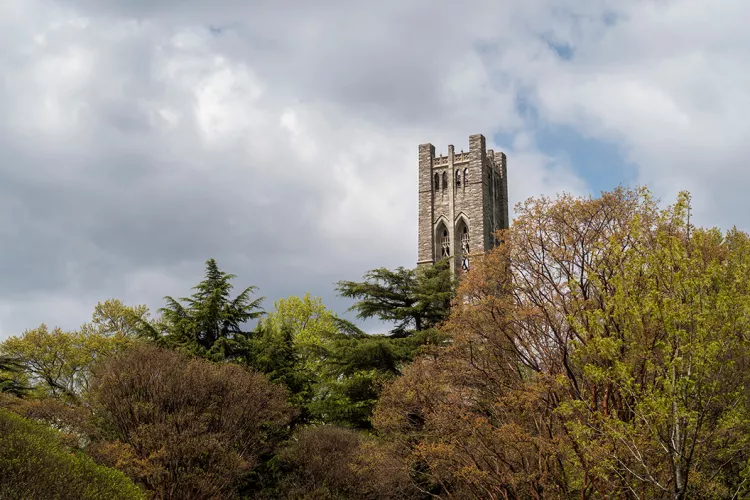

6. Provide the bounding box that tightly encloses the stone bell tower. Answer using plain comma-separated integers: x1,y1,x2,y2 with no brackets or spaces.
417,134,509,274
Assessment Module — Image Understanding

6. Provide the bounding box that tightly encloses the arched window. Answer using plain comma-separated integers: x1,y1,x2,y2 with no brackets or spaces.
455,169,461,189
436,221,450,261
460,225,470,271
442,171,448,191
463,168,468,186
442,229,451,257
434,172,440,191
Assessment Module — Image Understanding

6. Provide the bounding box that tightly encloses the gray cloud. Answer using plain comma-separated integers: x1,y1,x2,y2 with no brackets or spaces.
4,0,747,338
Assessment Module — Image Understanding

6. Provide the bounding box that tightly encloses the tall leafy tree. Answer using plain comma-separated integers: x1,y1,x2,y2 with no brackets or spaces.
375,188,750,499
1,324,134,402
146,258,265,361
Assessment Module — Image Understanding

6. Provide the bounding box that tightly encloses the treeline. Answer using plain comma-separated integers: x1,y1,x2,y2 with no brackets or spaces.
1,187,749,499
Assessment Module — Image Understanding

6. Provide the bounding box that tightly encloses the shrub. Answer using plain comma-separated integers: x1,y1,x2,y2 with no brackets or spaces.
89,343,295,499
275,425,417,499
0,409,144,499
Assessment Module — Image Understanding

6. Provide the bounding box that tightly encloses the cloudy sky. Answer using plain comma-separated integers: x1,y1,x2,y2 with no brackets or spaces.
1,0,748,338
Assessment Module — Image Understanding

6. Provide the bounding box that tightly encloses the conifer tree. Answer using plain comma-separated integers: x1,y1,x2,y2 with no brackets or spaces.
336,258,454,337
146,258,265,361
0,355,28,397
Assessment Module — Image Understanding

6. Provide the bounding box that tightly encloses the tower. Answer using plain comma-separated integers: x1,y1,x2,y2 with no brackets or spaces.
417,134,509,274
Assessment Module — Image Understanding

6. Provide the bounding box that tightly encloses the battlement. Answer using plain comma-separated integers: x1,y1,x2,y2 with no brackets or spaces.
433,151,469,166
429,142,505,176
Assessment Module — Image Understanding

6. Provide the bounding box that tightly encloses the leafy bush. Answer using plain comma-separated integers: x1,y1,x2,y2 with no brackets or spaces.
0,409,144,499
89,343,295,499
274,425,417,499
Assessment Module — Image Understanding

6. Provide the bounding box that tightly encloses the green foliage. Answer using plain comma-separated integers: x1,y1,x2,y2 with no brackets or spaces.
308,331,445,429
250,292,447,429
251,294,364,426
84,298,154,338
0,408,144,499
559,193,750,498
336,259,454,337
374,187,750,498
0,355,29,397
251,321,317,418
1,323,136,402
146,258,265,361
315,261,453,428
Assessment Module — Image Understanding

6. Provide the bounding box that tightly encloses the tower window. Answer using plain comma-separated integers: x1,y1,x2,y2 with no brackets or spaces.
460,226,470,271
441,229,450,257
434,172,440,191
463,168,468,186
455,169,461,189
442,172,447,191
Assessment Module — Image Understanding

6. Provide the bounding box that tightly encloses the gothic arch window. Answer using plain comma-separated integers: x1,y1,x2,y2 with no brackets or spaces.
460,224,470,272
435,222,450,260
434,172,440,191
454,218,470,273
455,169,461,189
442,171,447,191
463,168,468,186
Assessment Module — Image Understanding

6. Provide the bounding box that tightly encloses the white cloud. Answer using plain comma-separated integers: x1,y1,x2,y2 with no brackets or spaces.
4,0,749,338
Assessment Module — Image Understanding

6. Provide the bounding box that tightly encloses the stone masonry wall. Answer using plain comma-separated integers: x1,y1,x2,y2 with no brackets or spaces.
417,143,435,266
416,134,509,272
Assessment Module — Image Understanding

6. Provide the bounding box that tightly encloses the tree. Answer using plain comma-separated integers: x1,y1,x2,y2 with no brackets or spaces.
252,293,438,429
89,343,294,499
145,258,265,361
0,355,28,397
0,299,148,401
336,259,454,337
323,261,453,428
0,409,144,499
84,298,154,338
250,293,396,428
374,188,750,499
1,324,135,402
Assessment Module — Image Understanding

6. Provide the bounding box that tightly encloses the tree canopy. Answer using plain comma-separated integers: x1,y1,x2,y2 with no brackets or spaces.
143,258,265,361
374,187,750,499
2,186,749,499
336,258,454,337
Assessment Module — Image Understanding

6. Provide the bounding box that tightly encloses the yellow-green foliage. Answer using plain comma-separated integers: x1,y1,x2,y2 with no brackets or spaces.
1,324,135,401
0,409,144,499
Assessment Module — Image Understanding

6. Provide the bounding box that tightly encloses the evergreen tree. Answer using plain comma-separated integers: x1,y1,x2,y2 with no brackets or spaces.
311,260,455,428
144,258,265,361
336,258,454,337
0,355,28,397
